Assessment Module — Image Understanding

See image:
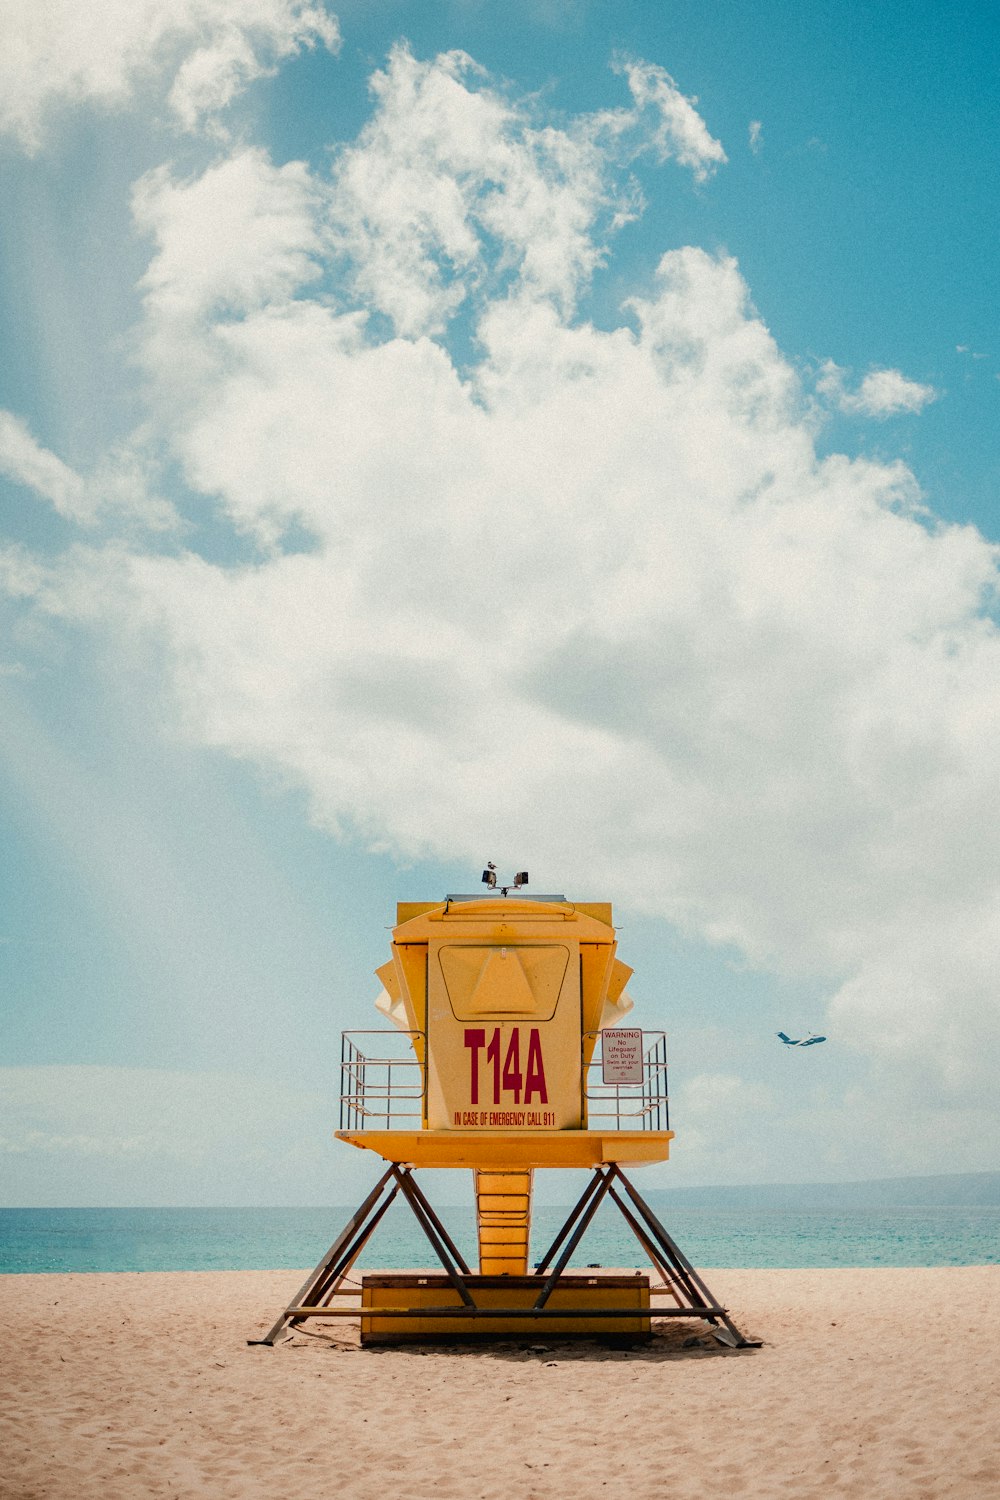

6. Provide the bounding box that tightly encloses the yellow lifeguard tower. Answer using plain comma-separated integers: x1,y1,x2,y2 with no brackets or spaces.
255,877,755,1348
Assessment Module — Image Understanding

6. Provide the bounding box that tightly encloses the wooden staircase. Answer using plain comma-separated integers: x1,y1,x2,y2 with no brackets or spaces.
474,1168,534,1275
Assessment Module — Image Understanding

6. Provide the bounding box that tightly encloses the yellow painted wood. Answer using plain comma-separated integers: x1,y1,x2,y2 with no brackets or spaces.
389,942,428,1072
474,1172,527,1194
475,1167,532,1275
393,898,619,942
396,902,442,924
570,903,613,925
580,940,617,1073
359,1273,651,1343
336,1127,672,1168
350,893,671,1303
375,959,401,1003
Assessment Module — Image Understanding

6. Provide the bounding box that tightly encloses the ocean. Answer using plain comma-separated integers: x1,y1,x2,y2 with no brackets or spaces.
2,1200,997,1274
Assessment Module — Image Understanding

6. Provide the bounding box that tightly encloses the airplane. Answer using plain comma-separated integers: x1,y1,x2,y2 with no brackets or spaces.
777,1032,826,1047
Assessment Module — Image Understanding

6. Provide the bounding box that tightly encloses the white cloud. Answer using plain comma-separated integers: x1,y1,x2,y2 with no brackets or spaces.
133,149,326,322
818,360,939,417
0,0,340,149
748,119,763,155
613,56,727,181
4,47,1000,1170
0,409,91,521
0,1065,306,1161
322,45,694,337
0,409,177,530
855,368,938,415
666,1073,779,1181
0,1066,347,1204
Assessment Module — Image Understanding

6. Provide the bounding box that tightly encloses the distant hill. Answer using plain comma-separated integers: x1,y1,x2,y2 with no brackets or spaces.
644,1171,1000,1211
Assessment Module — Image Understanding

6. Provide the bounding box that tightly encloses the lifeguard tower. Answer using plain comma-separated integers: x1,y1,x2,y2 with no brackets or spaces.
254,875,755,1348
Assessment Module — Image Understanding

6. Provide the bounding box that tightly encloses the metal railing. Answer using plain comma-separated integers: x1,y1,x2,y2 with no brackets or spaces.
583,1030,669,1132
339,1028,669,1134
339,1031,424,1132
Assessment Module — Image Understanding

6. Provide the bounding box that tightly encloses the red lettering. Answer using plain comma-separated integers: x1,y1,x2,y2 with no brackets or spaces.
486,1027,502,1105
524,1027,548,1104
464,1028,486,1104
502,1029,522,1104
469,1026,546,1109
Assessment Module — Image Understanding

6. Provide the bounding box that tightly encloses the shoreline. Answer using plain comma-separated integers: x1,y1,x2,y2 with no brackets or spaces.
3,1266,999,1498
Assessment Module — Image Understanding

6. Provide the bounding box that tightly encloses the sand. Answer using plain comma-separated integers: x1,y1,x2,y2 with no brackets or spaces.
2,1265,999,1499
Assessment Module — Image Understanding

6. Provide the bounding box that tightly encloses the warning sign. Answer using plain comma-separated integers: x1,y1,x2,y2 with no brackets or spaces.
601,1028,644,1086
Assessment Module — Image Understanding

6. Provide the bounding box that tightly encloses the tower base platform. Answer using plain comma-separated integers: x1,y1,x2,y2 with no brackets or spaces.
359,1272,652,1344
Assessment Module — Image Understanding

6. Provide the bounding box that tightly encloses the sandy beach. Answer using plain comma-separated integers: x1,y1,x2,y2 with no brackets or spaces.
2,1265,998,1499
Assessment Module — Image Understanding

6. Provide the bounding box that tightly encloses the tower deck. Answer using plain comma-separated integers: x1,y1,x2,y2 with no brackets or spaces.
337,1127,673,1168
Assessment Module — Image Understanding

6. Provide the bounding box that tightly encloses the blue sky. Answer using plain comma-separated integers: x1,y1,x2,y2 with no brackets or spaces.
1,0,998,1206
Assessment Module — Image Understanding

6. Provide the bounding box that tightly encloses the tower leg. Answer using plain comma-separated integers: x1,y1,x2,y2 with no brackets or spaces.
248,1167,397,1345
251,1163,759,1348
532,1167,615,1308
607,1165,760,1348
533,1169,605,1274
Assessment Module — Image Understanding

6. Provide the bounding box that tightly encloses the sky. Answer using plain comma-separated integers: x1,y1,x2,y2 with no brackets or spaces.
1,0,999,1208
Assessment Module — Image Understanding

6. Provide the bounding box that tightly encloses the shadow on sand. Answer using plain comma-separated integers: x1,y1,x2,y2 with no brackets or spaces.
276,1318,764,1362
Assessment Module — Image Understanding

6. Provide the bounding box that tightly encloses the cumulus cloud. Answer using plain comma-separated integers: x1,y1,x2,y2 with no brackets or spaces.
0,0,340,148
818,360,939,417
132,147,328,424
4,47,1000,1166
323,45,717,337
